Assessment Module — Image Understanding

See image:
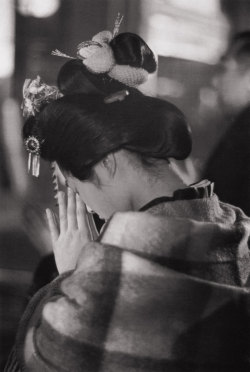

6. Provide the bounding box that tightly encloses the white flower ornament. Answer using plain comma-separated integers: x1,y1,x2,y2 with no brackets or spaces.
51,14,152,87
77,31,115,74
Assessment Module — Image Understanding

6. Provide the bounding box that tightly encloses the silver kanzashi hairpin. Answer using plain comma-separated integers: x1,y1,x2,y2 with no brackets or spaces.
51,13,124,74
51,49,75,59
22,75,63,177
113,12,124,37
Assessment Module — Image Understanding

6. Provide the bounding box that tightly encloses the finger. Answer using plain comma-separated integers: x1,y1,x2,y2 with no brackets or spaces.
76,194,91,235
76,194,89,230
46,208,59,243
58,191,67,231
67,187,78,230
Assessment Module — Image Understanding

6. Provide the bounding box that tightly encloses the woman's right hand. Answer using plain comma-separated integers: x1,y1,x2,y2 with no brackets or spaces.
46,188,94,274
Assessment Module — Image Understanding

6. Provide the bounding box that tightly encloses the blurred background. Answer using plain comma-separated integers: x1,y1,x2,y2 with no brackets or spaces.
0,0,249,367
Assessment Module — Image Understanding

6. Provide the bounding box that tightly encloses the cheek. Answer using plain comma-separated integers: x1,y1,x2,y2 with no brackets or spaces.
78,186,113,219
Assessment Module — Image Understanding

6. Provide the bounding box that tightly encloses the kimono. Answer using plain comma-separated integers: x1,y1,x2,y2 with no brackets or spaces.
5,181,250,371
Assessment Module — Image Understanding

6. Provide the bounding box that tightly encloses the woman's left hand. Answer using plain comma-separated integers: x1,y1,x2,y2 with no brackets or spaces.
46,188,92,274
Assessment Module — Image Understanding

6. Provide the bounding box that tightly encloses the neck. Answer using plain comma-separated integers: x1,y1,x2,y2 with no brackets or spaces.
128,163,186,211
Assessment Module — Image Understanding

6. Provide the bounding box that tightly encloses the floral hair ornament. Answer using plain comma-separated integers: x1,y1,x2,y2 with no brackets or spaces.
22,76,63,177
52,13,148,87
22,75,63,118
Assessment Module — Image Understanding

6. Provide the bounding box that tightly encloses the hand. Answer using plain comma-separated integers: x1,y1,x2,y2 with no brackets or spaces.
22,203,53,256
46,188,92,274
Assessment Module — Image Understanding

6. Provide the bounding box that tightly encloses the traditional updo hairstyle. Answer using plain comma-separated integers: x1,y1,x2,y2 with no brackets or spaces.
57,32,157,95
23,92,192,180
23,32,192,181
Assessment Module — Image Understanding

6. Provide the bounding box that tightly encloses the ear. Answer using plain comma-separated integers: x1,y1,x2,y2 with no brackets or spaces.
102,153,117,177
94,153,117,184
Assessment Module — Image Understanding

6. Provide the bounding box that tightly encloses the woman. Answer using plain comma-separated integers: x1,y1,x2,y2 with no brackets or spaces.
6,31,250,372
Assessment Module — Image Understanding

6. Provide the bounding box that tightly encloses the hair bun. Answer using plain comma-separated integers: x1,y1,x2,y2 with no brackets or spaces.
57,59,104,95
57,59,143,97
57,32,157,96
109,32,157,73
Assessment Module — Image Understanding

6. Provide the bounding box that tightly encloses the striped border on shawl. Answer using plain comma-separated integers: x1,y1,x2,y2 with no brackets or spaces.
33,243,122,371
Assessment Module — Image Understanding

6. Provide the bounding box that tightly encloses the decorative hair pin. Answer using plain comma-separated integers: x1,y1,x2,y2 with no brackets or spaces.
113,13,124,37
24,135,42,177
51,13,149,87
104,90,129,104
50,161,60,206
22,75,63,177
22,75,63,118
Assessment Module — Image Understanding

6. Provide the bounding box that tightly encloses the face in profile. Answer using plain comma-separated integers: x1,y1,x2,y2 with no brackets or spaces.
60,157,133,221
212,57,250,115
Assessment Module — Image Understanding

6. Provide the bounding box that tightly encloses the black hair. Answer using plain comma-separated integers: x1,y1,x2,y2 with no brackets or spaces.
23,93,192,181
23,31,190,180
57,32,157,95
109,32,157,73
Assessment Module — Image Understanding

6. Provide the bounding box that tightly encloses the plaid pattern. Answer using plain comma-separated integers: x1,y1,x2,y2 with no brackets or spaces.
5,195,250,371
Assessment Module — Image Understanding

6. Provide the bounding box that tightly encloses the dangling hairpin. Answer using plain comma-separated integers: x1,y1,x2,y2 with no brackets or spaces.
50,161,59,206
24,135,42,177
22,76,63,177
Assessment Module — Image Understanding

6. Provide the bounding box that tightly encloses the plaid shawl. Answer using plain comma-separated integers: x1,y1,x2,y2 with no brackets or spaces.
5,195,250,371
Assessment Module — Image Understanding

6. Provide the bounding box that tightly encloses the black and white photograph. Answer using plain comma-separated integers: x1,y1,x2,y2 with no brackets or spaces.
1,1,250,371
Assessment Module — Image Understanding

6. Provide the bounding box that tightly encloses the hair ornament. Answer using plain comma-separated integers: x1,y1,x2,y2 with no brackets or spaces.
51,14,149,87
113,13,124,37
109,65,148,87
22,76,62,177
104,90,129,104
50,161,59,206
24,135,42,177
77,37,115,74
51,49,75,59
22,75,63,118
